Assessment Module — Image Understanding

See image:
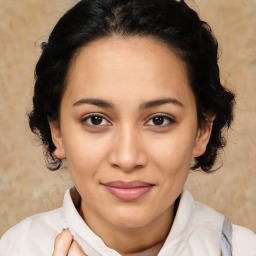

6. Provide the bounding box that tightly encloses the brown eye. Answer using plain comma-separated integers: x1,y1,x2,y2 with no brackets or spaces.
82,114,110,126
90,115,103,125
146,114,175,127
152,116,164,125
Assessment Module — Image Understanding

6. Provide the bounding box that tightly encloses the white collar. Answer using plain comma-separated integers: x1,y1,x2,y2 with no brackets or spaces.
62,187,197,256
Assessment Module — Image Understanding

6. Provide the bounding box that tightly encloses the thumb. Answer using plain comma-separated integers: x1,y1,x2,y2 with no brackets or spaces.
68,240,87,256
52,229,73,256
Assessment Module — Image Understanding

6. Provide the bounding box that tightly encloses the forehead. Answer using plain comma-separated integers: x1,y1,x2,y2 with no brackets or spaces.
63,36,195,108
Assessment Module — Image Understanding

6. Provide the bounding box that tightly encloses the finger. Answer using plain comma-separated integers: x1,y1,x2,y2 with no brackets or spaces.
68,240,87,256
52,229,73,256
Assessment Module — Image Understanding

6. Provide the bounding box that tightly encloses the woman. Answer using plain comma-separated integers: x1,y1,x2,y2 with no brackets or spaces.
0,0,255,255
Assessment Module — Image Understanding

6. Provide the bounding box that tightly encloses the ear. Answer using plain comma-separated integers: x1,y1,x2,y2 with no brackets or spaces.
192,113,216,158
48,121,66,159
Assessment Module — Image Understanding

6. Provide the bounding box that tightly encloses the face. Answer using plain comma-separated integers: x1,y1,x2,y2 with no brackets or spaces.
50,36,212,230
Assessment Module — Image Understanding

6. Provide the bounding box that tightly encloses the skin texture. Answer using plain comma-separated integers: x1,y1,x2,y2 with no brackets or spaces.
53,229,86,256
50,36,214,255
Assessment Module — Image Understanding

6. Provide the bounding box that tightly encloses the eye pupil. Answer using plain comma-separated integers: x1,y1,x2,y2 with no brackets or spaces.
91,116,102,125
153,116,164,125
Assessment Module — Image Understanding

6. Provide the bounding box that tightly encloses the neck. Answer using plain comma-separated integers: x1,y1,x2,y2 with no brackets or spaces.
79,200,179,255
122,240,164,256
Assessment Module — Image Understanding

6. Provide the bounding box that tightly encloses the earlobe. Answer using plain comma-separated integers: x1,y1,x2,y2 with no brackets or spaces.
193,115,215,158
49,121,66,159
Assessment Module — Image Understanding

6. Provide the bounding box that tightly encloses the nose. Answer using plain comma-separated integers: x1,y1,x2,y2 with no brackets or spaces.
107,125,148,172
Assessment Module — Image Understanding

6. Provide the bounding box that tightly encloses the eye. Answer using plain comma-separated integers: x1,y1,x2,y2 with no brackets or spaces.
82,114,111,127
145,114,175,127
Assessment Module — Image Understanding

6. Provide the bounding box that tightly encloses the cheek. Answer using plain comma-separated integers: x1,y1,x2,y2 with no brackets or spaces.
150,132,196,174
62,132,111,178
149,135,194,203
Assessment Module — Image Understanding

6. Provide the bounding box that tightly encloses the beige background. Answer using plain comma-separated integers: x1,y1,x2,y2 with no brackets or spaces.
0,0,255,237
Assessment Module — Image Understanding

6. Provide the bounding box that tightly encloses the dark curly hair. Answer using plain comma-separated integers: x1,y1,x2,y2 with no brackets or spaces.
28,0,235,171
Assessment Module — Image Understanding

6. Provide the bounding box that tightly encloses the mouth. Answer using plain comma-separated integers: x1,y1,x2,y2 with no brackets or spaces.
102,180,155,201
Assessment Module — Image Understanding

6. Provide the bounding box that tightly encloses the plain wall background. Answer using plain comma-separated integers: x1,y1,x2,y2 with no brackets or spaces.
0,0,255,236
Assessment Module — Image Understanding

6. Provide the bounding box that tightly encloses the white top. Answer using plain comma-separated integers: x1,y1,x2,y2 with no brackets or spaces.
0,188,255,256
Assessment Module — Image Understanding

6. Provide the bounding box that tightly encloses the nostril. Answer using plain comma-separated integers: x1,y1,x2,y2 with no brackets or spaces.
106,130,148,171
107,149,148,172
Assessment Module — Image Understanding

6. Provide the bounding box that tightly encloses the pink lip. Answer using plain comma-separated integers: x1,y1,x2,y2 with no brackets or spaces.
103,181,154,201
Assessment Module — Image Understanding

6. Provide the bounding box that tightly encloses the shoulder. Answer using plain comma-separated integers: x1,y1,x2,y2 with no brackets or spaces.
0,208,63,256
183,189,225,232
191,192,256,255
192,199,224,253
232,224,256,256
165,189,225,255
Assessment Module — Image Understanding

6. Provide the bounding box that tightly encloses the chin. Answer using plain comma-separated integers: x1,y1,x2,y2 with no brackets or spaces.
105,210,154,229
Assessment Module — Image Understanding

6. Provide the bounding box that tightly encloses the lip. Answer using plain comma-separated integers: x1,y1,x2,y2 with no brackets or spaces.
102,180,154,201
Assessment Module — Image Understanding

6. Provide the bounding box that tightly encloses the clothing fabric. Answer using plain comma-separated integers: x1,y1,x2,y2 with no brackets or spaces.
221,218,233,256
0,187,255,256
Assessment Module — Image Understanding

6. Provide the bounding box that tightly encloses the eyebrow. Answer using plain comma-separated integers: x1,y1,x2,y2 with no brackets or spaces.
73,98,114,108
139,98,184,109
72,97,184,109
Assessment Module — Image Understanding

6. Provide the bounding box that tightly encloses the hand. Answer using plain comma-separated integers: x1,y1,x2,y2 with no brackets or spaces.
52,229,87,256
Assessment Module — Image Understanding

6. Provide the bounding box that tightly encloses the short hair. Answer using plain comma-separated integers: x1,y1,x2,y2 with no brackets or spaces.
28,0,235,171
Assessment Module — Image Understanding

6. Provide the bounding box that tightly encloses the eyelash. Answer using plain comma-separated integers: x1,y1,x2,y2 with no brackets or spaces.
81,114,111,127
145,114,175,127
81,113,175,128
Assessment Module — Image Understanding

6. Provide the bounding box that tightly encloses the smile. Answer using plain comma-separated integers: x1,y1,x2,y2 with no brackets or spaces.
102,180,154,201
